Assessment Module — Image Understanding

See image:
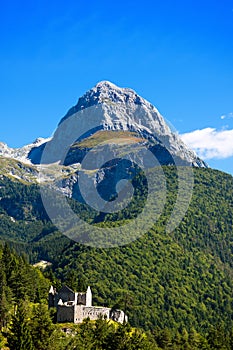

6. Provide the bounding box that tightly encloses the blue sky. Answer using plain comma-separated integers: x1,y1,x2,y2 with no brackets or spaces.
1,0,233,174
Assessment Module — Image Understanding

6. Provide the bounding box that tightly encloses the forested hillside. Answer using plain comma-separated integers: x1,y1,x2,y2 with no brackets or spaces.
0,243,50,320
0,167,233,348
0,241,233,349
52,167,233,331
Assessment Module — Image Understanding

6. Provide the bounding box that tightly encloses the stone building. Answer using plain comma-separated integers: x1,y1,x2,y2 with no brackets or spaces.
49,285,127,324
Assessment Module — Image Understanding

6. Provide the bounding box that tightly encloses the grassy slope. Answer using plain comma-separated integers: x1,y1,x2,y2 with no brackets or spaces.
73,130,146,148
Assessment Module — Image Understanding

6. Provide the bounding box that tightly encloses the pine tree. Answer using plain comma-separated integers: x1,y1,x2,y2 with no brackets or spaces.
130,329,159,350
0,331,6,349
155,327,172,349
70,318,94,350
113,289,134,323
207,325,229,350
2,243,14,281
189,327,201,349
92,316,113,350
7,302,34,350
30,303,54,350
0,267,9,329
180,327,190,349
109,322,131,350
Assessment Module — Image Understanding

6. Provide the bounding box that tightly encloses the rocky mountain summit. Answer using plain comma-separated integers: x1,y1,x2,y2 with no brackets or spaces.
0,81,207,190
29,81,207,167
1,81,207,168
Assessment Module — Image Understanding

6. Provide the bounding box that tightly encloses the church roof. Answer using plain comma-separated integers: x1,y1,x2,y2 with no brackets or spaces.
59,285,75,294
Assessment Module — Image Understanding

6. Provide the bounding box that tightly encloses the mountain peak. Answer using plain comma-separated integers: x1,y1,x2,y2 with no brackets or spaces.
95,80,119,89
0,81,207,169
91,80,144,106
55,81,207,168
59,81,150,124
93,80,135,95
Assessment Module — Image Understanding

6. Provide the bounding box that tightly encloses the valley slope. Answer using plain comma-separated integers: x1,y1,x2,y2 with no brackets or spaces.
0,166,232,331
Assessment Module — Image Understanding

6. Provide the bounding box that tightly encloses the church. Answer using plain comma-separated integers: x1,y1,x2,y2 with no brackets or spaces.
49,285,127,324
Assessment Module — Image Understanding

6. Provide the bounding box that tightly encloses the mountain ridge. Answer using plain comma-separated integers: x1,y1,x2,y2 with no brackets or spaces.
0,81,207,169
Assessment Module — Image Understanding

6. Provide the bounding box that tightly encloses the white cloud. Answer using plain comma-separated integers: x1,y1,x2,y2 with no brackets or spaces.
181,127,233,160
220,112,233,120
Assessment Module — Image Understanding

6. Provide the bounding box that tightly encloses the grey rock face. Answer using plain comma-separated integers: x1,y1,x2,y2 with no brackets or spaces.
57,81,207,168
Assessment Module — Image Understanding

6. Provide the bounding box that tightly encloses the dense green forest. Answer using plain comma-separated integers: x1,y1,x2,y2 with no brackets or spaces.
0,244,233,349
0,243,233,349
0,166,233,348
